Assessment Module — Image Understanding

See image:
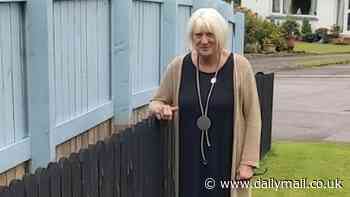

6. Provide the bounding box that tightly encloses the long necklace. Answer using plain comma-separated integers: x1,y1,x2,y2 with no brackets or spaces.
195,52,221,165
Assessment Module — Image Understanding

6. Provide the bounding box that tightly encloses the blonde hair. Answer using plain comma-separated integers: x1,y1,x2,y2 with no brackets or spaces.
187,8,229,50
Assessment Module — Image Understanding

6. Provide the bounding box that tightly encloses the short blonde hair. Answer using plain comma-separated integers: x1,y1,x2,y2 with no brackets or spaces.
187,8,229,50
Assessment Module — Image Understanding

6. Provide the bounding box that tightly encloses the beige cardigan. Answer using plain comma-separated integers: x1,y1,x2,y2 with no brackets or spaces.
150,53,261,197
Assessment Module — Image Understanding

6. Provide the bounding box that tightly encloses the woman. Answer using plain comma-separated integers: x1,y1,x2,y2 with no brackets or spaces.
148,8,261,197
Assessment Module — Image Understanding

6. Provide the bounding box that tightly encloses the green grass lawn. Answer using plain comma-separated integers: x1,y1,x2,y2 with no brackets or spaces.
252,141,350,197
294,41,350,54
297,59,350,68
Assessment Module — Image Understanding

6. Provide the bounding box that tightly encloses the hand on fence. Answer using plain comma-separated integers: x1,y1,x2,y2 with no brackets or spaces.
149,101,178,120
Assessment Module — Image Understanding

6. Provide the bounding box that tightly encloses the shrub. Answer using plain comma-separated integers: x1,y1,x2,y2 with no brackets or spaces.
281,18,300,37
236,6,289,53
301,18,312,35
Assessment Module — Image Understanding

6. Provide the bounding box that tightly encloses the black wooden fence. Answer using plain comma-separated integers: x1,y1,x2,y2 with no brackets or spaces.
0,72,274,197
256,72,274,159
0,119,175,197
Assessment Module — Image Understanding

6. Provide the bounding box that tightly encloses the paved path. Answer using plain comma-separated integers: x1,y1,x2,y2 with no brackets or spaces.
271,64,350,142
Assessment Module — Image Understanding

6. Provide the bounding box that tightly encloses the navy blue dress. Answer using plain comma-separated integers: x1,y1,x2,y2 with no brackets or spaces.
179,53,234,197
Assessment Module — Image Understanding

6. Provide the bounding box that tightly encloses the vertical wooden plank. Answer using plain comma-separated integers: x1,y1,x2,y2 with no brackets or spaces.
74,0,82,115
96,0,102,104
1,3,16,147
36,168,50,197
93,127,99,143
88,145,98,197
70,153,82,197
143,123,150,197
48,163,61,197
67,0,74,120
101,139,114,197
11,3,27,141
79,149,90,197
76,134,82,152
82,132,89,149
120,131,128,197
86,0,98,109
56,144,64,161
88,128,95,145
102,0,110,103
0,174,7,186
129,129,136,197
81,0,88,113
96,141,104,197
154,3,161,88
130,1,137,95
69,0,76,118
23,174,38,197
59,158,72,197
15,164,26,180
111,134,121,197
53,0,63,124
61,0,69,122
6,168,16,186
70,136,77,153
10,179,26,197
18,3,27,139
0,3,4,148
134,124,142,197
65,141,71,158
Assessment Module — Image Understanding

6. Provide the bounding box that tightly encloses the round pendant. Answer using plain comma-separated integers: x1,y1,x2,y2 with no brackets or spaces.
210,77,216,84
197,115,211,130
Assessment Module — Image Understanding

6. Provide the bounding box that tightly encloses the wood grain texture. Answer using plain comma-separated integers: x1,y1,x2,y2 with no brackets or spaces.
0,2,26,149
55,119,113,161
0,162,27,186
132,105,149,125
52,0,111,125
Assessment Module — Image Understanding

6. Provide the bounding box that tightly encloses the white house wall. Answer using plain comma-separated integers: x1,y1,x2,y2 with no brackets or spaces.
241,0,271,18
315,0,338,30
241,0,342,31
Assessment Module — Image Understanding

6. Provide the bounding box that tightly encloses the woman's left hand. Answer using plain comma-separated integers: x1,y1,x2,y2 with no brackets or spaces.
237,165,254,180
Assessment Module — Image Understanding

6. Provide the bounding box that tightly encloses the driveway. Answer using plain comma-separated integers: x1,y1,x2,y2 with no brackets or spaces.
271,64,350,142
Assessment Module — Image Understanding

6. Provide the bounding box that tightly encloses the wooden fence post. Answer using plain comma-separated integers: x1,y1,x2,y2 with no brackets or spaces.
111,0,132,131
26,0,55,170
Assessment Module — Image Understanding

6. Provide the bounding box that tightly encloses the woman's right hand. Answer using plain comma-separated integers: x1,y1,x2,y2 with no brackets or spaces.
149,101,178,120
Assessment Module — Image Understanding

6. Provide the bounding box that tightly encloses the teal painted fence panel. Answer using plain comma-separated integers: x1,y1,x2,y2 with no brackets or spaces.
0,2,27,149
232,12,244,54
0,0,245,173
52,0,111,125
130,0,161,107
228,22,234,52
176,4,192,55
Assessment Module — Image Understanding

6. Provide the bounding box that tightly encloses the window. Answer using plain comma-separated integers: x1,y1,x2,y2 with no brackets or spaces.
290,0,317,15
273,0,317,15
272,0,280,13
348,13,350,31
